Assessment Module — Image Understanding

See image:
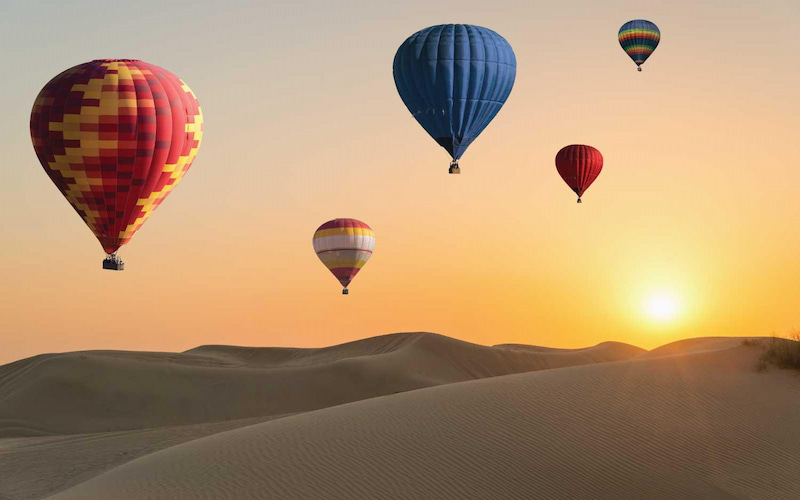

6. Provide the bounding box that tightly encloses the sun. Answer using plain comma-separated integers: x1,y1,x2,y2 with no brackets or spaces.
643,292,682,322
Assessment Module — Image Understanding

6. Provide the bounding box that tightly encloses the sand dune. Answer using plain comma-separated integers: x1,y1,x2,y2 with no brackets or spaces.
640,336,764,358
0,415,281,500
47,339,800,500
3,334,798,500
0,333,643,436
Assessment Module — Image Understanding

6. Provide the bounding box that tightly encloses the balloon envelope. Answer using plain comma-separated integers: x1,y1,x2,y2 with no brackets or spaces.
393,24,516,162
555,145,603,202
618,20,660,70
30,59,203,255
313,219,375,292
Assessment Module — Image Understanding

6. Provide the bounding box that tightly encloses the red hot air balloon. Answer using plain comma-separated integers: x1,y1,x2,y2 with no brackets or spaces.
555,145,603,203
30,59,203,270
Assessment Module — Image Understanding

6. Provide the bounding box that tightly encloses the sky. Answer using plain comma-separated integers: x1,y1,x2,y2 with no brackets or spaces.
1,0,799,364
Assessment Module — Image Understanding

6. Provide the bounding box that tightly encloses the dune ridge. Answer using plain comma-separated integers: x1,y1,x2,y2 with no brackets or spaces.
639,336,765,358
48,341,800,500
0,415,282,500
0,332,643,436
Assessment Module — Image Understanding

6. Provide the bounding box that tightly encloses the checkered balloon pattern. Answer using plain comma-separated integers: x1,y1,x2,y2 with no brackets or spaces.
30,59,203,254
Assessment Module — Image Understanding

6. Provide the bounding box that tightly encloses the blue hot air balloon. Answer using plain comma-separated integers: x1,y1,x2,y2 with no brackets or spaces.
393,24,516,174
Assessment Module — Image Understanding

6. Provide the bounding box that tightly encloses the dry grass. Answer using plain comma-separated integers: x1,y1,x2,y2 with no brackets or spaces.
756,333,800,372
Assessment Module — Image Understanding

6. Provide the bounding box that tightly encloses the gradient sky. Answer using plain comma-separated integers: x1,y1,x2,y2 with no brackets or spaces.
1,0,799,364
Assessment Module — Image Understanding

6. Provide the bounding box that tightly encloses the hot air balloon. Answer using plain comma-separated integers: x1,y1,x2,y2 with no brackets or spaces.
555,145,603,203
393,24,516,174
618,20,660,71
30,59,203,270
313,219,375,294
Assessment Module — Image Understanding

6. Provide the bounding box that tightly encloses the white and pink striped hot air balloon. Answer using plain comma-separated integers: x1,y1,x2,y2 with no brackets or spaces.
312,219,375,294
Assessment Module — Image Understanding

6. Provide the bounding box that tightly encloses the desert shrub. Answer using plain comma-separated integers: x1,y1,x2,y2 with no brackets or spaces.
757,333,800,372
741,338,762,347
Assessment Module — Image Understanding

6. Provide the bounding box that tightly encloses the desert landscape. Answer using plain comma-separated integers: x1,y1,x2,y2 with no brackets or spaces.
1,333,799,499
3,3,800,499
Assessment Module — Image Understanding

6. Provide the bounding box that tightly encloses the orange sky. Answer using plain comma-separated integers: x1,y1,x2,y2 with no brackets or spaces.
1,0,799,364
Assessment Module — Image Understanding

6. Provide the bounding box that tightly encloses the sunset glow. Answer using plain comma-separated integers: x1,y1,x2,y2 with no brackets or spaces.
644,293,681,323
0,1,799,365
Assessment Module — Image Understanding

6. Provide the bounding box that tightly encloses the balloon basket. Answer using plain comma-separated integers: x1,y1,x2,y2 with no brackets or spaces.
577,198,582,204
448,161,460,174
637,67,642,72
102,254,124,271
342,288,349,295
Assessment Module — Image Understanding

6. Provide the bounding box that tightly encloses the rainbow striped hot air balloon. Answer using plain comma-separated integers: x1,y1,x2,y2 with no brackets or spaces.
313,219,375,294
618,20,660,71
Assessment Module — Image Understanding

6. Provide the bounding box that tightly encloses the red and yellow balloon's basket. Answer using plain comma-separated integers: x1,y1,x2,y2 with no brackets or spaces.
102,254,125,271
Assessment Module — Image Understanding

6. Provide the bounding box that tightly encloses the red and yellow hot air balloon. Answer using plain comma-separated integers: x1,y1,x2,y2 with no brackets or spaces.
313,219,375,294
30,59,203,270
555,145,603,203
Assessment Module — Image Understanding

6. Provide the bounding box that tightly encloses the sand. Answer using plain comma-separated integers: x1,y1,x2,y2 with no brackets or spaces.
1,334,798,499
0,416,283,500
0,332,642,436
